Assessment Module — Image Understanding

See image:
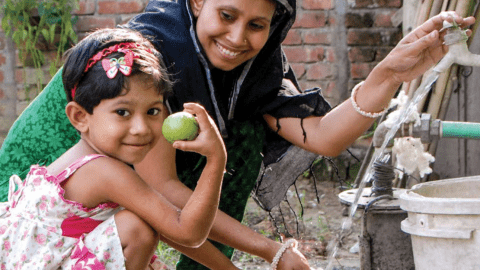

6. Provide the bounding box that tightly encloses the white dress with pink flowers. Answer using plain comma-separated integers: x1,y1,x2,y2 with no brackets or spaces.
0,154,166,270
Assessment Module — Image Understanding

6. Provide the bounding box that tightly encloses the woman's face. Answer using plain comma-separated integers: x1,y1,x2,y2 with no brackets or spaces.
191,0,276,71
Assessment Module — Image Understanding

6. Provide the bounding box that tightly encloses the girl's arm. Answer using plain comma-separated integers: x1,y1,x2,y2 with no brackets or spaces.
263,12,475,157
93,103,227,248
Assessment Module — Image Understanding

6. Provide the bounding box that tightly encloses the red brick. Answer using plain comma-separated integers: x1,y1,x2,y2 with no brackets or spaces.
0,36,5,50
293,12,327,29
377,0,402,8
0,71,3,83
308,46,325,62
283,47,307,63
304,29,331,45
0,54,6,66
74,1,96,15
302,0,333,10
299,81,322,92
324,81,336,97
375,47,394,61
354,0,374,8
98,0,145,14
306,63,335,80
283,30,302,45
283,46,324,63
388,29,402,46
76,32,90,43
120,14,139,25
326,47,336,62
328,16,336,26
15,69,23,84
75,16,116,32
350,62,375,79
374,12,394,27
290,63,306,78
0,88,4,99
345,13,374,28
348,47,375,62
347,30,382,46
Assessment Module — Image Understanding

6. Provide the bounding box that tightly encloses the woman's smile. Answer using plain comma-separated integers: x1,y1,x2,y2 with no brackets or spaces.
215,41,243,59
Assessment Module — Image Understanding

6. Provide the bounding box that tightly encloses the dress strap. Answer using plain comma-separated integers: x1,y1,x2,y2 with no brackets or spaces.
56,154,107,184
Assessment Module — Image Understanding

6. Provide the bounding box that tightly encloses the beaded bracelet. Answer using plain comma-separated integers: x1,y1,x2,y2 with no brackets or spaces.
271,239,297,270
351,81,388,118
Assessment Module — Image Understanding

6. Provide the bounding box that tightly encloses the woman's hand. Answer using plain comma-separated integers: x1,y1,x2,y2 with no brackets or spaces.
377,11,475,85
273,239,311,270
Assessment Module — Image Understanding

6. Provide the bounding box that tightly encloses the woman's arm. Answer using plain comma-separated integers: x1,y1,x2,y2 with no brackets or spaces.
263,12,475,157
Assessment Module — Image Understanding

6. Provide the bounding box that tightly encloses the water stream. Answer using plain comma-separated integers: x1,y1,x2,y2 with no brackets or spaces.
323,71,440,270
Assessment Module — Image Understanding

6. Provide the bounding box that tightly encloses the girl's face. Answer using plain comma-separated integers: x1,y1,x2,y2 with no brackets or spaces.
84,75,166,165
191,0,276,71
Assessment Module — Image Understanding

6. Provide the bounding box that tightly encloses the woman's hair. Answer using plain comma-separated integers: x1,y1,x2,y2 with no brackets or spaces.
62,28,172,114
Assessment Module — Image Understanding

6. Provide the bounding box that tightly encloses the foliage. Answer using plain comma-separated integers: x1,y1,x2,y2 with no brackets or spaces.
156,242,180,269
1,0,78,94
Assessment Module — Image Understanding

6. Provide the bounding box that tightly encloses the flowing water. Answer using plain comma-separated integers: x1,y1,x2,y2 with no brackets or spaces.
323,72,440,270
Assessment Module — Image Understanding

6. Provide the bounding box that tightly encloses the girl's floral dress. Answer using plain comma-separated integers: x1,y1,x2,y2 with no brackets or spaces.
0,154,167,270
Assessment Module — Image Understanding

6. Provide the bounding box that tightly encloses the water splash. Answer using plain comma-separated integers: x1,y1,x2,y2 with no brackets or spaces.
324,72,440,270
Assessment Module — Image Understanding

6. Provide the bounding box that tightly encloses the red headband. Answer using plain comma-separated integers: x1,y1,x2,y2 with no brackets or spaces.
71,42,140,99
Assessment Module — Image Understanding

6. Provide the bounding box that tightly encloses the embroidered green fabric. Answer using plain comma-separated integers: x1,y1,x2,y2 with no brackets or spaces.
0,68,80,201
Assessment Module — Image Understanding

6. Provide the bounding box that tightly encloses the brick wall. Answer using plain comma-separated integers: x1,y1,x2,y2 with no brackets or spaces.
0,0,403,145
285,0,402,104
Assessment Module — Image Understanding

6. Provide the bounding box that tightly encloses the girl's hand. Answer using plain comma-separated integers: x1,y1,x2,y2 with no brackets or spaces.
172,103,226,162
377,11,475,85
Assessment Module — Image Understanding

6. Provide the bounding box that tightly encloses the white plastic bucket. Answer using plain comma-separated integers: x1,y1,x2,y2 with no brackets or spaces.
400,176,480,270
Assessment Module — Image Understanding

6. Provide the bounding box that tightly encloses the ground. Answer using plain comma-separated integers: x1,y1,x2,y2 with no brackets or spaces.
232,156,363,270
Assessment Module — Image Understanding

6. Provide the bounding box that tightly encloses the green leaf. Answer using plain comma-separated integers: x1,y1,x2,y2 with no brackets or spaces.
22,29,28,41
49,24,56,43
49,64,58,77
41,28,50,43
1,16,11,35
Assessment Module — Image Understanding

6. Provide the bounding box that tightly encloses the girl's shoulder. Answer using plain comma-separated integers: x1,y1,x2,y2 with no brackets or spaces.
55,154,111,183
67,155,135,181
60,155,136,209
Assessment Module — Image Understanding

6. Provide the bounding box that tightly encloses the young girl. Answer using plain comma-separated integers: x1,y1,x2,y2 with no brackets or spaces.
0,28,229,270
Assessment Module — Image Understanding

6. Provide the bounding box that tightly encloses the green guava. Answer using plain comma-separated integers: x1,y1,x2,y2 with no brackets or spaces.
162,112,199,144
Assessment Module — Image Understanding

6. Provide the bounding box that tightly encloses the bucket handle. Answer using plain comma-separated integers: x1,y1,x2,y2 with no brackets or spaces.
401,219,474,239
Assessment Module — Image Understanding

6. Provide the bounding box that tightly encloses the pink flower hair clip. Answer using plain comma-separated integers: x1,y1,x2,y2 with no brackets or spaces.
102,50,135,79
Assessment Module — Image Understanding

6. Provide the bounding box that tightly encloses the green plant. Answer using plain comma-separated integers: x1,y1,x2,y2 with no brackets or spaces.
156,241,180,268
316,216,329,241
1,0,78,95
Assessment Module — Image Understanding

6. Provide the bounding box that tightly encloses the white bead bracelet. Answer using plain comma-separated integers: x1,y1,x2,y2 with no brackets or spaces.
271,239,297,270
351,81,388,118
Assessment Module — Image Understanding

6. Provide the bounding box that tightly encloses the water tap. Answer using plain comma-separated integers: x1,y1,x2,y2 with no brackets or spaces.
434,20,480,73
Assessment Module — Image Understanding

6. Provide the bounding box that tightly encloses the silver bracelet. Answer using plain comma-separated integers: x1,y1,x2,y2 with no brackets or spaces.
271,239,297,270
350,81,388,118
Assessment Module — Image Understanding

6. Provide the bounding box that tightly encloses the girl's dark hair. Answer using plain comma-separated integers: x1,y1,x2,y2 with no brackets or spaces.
62,28,172,114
